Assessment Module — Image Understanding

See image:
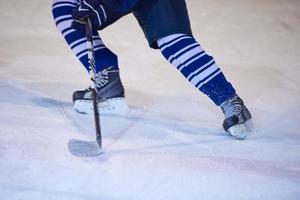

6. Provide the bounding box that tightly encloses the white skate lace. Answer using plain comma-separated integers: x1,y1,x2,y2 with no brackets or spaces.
221,95,243,119
94,67,111,88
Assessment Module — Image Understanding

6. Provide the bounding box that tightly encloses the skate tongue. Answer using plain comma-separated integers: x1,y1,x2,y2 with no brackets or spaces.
68,139,104,157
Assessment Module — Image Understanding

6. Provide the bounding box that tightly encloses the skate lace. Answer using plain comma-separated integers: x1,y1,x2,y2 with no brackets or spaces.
94,68,111,88
221,95,243,118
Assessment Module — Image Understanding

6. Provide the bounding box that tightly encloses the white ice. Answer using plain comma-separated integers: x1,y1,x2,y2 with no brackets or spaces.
0,0,300,199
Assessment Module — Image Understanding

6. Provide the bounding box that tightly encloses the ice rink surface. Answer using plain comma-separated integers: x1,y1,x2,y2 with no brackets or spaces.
0,0,300,199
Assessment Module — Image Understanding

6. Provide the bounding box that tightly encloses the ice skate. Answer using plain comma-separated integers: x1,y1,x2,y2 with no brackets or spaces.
220,94,253,139
73,67,128,115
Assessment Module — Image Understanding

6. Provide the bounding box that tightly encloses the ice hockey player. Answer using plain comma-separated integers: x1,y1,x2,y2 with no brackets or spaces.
52,0,252,139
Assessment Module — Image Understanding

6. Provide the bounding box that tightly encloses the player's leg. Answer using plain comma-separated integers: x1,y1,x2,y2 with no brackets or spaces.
157,34,236,106
51,0,127,114
157,34,252,139
133,0,252,139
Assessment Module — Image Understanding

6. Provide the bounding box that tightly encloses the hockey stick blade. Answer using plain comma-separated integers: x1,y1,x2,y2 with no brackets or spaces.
68,139,104,157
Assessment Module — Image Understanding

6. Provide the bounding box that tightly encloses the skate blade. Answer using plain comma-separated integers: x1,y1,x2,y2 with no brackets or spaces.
68,139,104,157
228,120,253,140
74,98,128,115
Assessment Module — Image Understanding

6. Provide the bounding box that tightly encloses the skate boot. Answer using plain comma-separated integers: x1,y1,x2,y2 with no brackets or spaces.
73,67,128,115
220,94,253,139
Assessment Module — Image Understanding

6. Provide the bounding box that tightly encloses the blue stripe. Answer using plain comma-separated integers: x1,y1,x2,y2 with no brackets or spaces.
71,39,86,49
188,61,216,81
159,35,187,50
61,27,73,34
198,73,236,106
71,37,101,49
169,43,200,63
181,54,214,77
76,44,105,57
52,3,75,19
195,68,221,88
160,37,196,59
55,17,73,26
176,51,205,70
64,30,85,46
76,49,87,57
94,44,105,49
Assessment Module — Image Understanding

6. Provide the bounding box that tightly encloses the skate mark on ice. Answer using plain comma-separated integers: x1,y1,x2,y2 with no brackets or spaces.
104,107,224,136
96,149,300,183
1,183,119,200
30,97,72,109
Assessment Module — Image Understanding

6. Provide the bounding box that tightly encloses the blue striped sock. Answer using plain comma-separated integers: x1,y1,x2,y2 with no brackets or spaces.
158,34,236,106
52,0,118,72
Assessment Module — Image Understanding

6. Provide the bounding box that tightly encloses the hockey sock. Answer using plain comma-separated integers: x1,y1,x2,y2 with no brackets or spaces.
52,0,118,72
158,34,236,106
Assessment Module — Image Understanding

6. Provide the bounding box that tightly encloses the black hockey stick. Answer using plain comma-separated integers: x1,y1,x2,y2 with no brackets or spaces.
68,18,104,156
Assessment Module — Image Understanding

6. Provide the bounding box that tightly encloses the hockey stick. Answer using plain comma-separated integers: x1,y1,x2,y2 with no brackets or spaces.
68,18,104,157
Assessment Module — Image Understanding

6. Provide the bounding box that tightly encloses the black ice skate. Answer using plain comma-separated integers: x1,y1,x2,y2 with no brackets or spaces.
73,67,128,115
220,94,253,139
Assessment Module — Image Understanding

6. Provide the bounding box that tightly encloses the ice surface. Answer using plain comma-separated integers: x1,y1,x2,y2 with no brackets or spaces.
0,0,300,199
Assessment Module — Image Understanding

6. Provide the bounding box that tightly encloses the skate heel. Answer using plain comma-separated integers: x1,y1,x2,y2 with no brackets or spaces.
74,97,128,115
228,119,253,140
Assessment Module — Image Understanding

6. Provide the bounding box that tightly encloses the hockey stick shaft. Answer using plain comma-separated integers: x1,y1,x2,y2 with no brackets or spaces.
85,18,102,149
